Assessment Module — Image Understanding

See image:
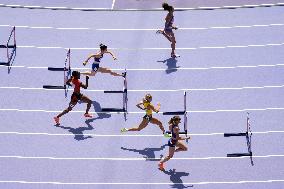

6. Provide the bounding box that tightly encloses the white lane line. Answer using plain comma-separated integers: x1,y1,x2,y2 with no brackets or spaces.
0,85,283,92
16,42,284,50
0,107,283,114
2,63,284,71
22,5,42,8
0,179,283,185
1,23,284,31
0,130,283,137
0,154,283,161
56,27,89,30
1,2,283,10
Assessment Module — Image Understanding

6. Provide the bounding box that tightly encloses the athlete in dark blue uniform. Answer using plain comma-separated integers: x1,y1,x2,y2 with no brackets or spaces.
159,116,190,170
156,3,179,58
82,44,125,77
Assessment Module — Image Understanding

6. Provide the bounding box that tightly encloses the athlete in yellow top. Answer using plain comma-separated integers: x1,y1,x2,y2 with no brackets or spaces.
121,94,169,137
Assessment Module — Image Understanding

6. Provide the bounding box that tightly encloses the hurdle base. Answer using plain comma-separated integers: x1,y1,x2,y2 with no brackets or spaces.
101,108,126,112
0,62,9,66
166,131,187,135
227,152,252,157
48,67,66,71
43,85,66,89
104,90,125,94
224,133,247,137
163,111,185,115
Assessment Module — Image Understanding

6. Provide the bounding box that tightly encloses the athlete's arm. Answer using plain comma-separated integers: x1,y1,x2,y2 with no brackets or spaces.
65,77,72,86
106,50,117,60
81,76,89,89
136,101,145,110
83,54,96,65
150,103,161,113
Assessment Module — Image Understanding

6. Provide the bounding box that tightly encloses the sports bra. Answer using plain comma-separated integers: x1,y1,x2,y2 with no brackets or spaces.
143,101,152,115
171,124,178,141
94,53,103,63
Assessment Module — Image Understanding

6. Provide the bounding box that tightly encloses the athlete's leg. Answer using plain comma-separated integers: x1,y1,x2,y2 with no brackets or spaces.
175,141,188,152
150,117,165,133
80,95,92,116
81,70,97,76
98,67,123,77
127,118,149,131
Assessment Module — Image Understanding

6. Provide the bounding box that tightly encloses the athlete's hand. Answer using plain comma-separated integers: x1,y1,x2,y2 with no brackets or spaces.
113,56,117,60
172,26,178,30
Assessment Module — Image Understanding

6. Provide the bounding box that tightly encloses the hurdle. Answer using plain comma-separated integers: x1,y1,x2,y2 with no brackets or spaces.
43,49,71,96
0,26,16,71
101,69,128,120
163,91,188,137
224,112,253,165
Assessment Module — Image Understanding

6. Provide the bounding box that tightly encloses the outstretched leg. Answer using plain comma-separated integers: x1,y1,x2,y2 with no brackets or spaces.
121,118,149,133
81,70,97,76
54,99,77,125
98,67,123,77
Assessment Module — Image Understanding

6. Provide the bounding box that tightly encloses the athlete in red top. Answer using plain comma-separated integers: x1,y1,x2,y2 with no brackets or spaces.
54,71,92,125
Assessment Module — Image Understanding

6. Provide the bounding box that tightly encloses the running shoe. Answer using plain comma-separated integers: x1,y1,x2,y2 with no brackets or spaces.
120,128,128,133
156,30,163,34
54,117,60,125
158,162,165,171
84,113,93,118
122,72,127,78
164,133,171,138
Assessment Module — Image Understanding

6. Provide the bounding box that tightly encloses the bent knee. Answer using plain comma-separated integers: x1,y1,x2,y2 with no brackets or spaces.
168,154,174,159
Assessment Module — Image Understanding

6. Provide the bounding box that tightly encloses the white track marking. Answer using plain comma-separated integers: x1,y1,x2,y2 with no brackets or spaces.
0,85,283,92
16,42,284,50
0,179,283,185
1,23,284,31
0,130,282,137
0,85,284,92
0,107,283,114
1,2,284,10
1,63,284,71
0,154,283,161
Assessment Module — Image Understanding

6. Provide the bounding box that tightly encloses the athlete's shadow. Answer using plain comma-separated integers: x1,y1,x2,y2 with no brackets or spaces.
162,169,193,189
121,144,167,161
157,57,179,74
77,100,111,120
55,122,94,141
55,100,111,141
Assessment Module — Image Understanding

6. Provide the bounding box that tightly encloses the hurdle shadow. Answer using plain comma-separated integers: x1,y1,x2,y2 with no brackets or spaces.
121,144,167,161
157,57,179,74
92,100,112,120
162,169,193,189
7,49,16,74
